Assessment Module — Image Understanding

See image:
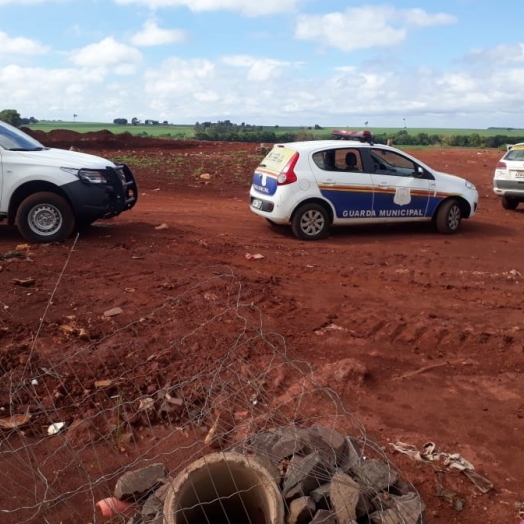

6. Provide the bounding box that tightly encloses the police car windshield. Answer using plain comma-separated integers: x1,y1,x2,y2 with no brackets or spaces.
0,120,45,151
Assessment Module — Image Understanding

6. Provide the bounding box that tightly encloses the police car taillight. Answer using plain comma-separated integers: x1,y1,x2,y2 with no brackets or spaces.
496,161,506,169
277,152,299,185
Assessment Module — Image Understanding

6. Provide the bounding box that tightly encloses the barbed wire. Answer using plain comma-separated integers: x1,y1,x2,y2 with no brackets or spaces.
0,252,422,524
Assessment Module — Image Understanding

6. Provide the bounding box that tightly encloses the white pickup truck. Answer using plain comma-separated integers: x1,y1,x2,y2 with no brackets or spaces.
0,120,138,243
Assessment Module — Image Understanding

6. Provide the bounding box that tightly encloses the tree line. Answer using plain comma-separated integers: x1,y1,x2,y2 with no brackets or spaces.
193,120,298,143
0,109,38,126
191,121,523,148
1,109,522,149
373,129,521,149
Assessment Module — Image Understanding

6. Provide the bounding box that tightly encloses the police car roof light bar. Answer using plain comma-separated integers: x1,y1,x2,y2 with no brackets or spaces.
331,129,374,144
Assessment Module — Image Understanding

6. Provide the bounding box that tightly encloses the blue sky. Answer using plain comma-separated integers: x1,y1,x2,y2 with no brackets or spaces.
1,0,523,129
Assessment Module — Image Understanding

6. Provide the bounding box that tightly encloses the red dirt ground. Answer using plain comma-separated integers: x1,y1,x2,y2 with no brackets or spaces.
1,130,523,524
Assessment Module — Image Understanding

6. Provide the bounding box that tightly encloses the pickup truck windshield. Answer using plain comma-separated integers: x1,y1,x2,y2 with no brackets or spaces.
0,120,45,151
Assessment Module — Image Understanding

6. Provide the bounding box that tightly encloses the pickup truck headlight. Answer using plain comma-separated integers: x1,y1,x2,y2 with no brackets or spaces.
61,167,108,184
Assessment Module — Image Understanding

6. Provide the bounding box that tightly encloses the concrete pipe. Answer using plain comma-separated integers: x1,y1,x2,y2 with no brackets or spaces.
163,451,284,524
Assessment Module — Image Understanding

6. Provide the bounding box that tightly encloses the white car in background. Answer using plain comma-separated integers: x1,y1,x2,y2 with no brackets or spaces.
493,143,524,209
249,130,479,240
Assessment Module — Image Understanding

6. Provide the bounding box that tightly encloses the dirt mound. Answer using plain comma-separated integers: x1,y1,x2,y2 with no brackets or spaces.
21,127,231,151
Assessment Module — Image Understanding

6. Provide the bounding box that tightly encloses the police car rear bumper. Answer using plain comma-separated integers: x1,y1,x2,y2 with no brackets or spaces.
250,196,274,213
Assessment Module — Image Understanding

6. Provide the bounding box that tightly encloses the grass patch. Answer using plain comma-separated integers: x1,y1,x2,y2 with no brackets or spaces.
26,121,524,139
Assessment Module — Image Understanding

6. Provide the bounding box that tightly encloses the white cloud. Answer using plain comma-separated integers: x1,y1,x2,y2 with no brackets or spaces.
131,20,188,46
144,57,216,96
0,31,50,55
0,64,102,115
0,63,153,121
113,0,300,16
69,37,142,74
403,8,456,27
466,43,524,65
295,6,456,52
221,55,289,81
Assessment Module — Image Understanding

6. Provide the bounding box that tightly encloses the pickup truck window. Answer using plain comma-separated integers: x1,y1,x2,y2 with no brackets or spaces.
0,121,44,150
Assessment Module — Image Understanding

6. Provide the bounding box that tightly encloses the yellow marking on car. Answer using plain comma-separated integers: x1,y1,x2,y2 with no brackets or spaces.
318,185,373,193
373,188,434,197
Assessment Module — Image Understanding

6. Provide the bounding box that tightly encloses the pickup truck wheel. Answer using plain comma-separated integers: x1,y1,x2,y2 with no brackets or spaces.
501,196,519,210
16,192,75,243
435,199,461,234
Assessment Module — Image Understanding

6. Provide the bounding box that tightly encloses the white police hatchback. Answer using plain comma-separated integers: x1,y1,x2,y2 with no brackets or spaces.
249,131,479,240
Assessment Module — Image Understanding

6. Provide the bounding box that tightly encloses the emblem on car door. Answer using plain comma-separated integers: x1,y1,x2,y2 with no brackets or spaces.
394,187,411,206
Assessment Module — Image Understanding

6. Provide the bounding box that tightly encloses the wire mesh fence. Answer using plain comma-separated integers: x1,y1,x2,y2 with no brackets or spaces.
0,261,424,524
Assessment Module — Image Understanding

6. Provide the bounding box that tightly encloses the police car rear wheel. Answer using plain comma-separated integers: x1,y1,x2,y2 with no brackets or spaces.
501,196,519,210
291,204,329,240
435,199,461,234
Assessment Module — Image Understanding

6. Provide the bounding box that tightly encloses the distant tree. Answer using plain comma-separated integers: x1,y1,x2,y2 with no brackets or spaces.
131,117,140,125
20,116,39,125
414,132,430,146
469,133,486,148
0,109,22,126
113,118,128,125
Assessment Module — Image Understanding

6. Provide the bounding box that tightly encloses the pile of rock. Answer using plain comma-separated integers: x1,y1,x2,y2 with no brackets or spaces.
242,423,425,524
98,424,424,524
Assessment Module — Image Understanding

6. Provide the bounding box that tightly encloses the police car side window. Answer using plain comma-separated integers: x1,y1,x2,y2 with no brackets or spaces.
312,150,348,170
312,151,329,169
335,149,362,172
371,150,416,177
313,149,365,173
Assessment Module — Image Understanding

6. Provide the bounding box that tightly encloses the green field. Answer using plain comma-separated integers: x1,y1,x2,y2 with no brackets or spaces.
26,121,195,138
24,121,524,140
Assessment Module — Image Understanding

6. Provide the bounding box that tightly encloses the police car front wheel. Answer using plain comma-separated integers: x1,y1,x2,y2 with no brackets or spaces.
291,203,329,240
435,199,461,234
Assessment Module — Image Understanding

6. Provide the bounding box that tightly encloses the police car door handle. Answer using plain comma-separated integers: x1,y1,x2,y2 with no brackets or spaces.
321,179,336,185
377,181,389,188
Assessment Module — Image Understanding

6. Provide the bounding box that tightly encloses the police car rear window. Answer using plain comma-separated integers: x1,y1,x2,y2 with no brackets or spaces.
259,147,297,174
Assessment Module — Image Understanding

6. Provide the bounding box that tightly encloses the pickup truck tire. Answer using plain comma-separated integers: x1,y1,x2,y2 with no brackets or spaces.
16,192,75,243
501,196,519,210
